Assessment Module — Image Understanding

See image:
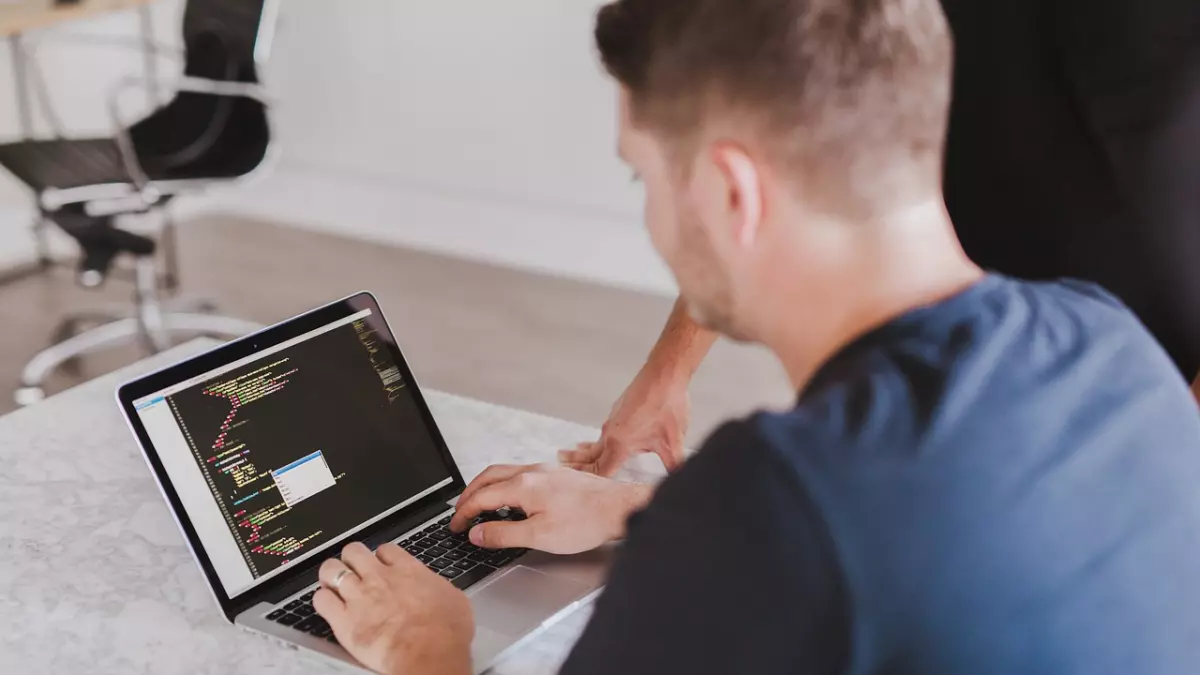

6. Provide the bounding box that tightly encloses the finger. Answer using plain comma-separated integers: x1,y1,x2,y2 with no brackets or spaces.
659,442,686,472
558,442,602,466
452,467,538,531
454,479,537,530
341,542,386,579
594,444,634,477
374,542,409,567
319,557,362,601
454,464,532,528
312,587,347,626
469,519,535,550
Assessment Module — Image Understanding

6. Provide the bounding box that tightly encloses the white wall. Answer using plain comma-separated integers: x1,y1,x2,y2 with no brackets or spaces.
258,0,672,294
0,0,676,295
275,0,639,222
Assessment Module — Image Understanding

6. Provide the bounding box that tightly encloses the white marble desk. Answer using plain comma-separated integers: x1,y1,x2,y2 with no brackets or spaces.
0,339,656,674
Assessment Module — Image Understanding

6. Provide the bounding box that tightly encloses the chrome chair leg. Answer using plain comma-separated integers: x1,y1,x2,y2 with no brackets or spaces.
15,313,262,406
16,252,263,407
134,256,171,352
33,214,52,268
16,318,144,406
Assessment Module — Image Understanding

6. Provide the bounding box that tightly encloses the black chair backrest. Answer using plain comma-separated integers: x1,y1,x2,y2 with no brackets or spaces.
130,0,272,180
183,0,268,84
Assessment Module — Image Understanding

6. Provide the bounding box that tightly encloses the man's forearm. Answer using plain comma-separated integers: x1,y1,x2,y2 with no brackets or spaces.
643,297,719,381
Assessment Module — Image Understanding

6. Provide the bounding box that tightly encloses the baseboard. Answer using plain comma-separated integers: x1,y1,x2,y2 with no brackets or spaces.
196,167,679,298
0,167,679,297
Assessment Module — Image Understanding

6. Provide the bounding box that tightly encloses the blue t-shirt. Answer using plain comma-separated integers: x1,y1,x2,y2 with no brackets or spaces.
562,275,1200,675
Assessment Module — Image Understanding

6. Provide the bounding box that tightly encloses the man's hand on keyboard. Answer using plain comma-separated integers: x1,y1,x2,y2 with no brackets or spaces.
314,542,473,675
449,464,654,555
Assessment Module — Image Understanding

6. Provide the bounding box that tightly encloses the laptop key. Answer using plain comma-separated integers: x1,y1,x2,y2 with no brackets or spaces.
416,554,434,564
283,600,302,611
429,558,452,570
403,545,422,556
415,538,439,549
439,567,464,579
266,609,286,621
444,550,467,561
295,605,315,617
296,616,319,632
454,560,477,571
315,625,334,638
428,530,450,541
326,634,340,643
277,614,301,626
451,563,499,591
301,590,316,602
438,516,452,525
467,551,492,563
426,546,450,557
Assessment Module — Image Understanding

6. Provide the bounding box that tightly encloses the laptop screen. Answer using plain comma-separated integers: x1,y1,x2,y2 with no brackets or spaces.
132,309,454,598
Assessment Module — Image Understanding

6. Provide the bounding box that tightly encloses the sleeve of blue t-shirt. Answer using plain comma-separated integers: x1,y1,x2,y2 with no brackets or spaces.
559,419,851,675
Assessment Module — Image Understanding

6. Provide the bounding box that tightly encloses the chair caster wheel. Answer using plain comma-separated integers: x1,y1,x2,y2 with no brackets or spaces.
15,387,46,407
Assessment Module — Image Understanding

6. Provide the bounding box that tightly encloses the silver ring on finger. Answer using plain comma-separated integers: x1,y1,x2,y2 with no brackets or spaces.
330,568,352,596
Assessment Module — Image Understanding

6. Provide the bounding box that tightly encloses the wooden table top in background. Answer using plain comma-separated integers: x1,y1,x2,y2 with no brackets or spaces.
0,0,154,38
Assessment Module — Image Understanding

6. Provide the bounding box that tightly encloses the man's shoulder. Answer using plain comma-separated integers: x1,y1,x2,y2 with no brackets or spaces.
749,275,1190,469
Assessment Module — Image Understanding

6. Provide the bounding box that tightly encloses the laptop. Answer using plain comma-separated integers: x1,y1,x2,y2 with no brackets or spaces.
116,292,611,672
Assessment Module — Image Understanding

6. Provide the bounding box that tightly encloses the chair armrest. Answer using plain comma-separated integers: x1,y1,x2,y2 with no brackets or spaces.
108,76,273,192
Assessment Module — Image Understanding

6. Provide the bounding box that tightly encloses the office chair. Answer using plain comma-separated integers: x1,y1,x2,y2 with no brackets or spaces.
0,0,282,406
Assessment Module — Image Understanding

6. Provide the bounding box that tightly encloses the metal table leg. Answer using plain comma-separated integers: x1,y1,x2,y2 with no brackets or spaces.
8,35,34,137
138,4,158,107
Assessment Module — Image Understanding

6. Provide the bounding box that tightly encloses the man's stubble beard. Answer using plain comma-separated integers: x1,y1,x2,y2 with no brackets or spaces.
674,202,755,343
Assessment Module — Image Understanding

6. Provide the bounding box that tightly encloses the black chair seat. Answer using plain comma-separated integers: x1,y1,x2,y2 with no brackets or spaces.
0,139,131,192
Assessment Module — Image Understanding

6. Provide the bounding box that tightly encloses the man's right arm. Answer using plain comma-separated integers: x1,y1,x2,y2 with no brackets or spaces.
560,296,718,475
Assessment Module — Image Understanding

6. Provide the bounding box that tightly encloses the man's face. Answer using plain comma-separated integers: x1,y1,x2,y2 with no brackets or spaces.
618,92,747,340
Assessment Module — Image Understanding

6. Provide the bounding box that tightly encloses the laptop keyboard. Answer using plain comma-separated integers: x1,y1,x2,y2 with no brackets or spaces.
265,510,528,641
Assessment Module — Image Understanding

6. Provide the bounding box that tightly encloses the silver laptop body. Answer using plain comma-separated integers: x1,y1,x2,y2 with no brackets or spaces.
115,292,610,673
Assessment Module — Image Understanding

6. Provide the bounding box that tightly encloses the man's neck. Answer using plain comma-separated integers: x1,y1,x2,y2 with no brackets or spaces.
757,199,984,392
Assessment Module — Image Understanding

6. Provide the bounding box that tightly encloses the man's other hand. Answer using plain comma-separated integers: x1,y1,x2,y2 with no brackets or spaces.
559,367,690,476
314,542,473,675
449,465,653,554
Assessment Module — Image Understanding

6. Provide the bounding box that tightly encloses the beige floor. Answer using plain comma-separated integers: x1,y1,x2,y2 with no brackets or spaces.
0,215,794,452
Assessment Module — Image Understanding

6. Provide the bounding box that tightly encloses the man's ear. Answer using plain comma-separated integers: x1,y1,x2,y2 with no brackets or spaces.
711,142,764,249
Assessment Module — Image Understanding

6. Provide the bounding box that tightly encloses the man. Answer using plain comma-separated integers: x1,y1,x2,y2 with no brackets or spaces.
563,0,1200,476
312,0,1200,673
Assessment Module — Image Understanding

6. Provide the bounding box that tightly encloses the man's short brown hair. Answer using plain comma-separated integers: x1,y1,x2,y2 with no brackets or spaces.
595,0,953,216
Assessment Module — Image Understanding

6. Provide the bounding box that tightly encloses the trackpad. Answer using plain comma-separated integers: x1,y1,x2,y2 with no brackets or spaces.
470,565,591,638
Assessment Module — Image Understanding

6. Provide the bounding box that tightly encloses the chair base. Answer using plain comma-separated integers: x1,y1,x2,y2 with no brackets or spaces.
16,311,261,406
15,255,261,407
